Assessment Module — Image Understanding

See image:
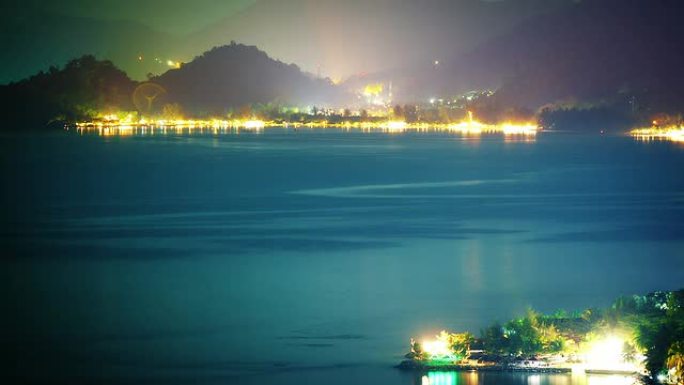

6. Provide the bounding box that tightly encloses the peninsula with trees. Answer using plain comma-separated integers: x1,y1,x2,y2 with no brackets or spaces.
399,289,684,385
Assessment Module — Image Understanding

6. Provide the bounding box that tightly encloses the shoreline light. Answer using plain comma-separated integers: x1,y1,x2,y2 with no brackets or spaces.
631,125,684,143
500,123,538,136
384,121,407,131
243,120,266,129
72,113,539,138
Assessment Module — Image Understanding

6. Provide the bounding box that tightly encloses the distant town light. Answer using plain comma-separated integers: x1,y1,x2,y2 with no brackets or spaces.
243,120,266,129
362,83,383,97
385,121,407,131
73,111,538,138
631,125,684,143
500,123,538,136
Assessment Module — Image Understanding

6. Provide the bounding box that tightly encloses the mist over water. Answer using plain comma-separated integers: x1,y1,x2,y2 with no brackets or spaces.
2,129,683,384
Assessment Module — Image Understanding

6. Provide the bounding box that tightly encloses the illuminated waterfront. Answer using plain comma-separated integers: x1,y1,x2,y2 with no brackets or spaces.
71,114,539,139
630,125,684,143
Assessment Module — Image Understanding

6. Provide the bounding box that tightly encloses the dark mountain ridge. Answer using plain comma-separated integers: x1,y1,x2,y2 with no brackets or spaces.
0,5,175,84
4,0,684,129
0,55,137,128
435,0,684,112
187,0,570,79
153,43,343,115
0,44,344,128
355,0,684,119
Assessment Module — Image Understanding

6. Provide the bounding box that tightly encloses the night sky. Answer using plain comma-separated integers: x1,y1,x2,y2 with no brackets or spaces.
14,0,256,33
2,0,566,83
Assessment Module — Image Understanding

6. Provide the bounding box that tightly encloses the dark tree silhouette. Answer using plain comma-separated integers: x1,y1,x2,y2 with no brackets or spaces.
152,44,344,117
1,55,137,129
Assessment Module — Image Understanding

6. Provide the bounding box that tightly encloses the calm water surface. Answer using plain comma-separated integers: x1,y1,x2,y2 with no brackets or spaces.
1,128,683,384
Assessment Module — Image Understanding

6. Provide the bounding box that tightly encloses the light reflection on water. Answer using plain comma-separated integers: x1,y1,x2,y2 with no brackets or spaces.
417,371,637,385
422,371,456,385
70,125,538,142
585,374,636,385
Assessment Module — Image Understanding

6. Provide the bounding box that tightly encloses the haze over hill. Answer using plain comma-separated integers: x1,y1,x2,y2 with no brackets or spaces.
1,0,569,84
153,44,343,114
185,0,568,80
455,0,684,111
377,0,684,112
0,5,175,84
488,0,684,112
0,44,343,127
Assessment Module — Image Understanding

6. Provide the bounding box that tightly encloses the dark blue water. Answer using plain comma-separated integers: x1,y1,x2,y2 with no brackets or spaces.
1,129,683,384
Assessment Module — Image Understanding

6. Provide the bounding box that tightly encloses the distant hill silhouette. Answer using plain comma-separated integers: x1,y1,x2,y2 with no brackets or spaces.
0,6,175,84
186,0,569,80
485,0,683,112
4,0,684,131
152,43,343,115
0,44,346,128
361,0,684,118
1,0,570,84
437,0,684,113
1,55,136,129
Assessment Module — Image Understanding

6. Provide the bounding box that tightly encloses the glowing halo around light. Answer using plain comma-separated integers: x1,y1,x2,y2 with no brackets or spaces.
500,123,538,136
631,125,684,143
586,336,624,370
422,339,451,357
384,121,407,131
243,120,266,129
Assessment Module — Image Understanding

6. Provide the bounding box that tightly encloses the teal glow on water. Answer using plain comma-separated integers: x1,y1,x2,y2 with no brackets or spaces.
414,371,636,385
1,129,683,384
